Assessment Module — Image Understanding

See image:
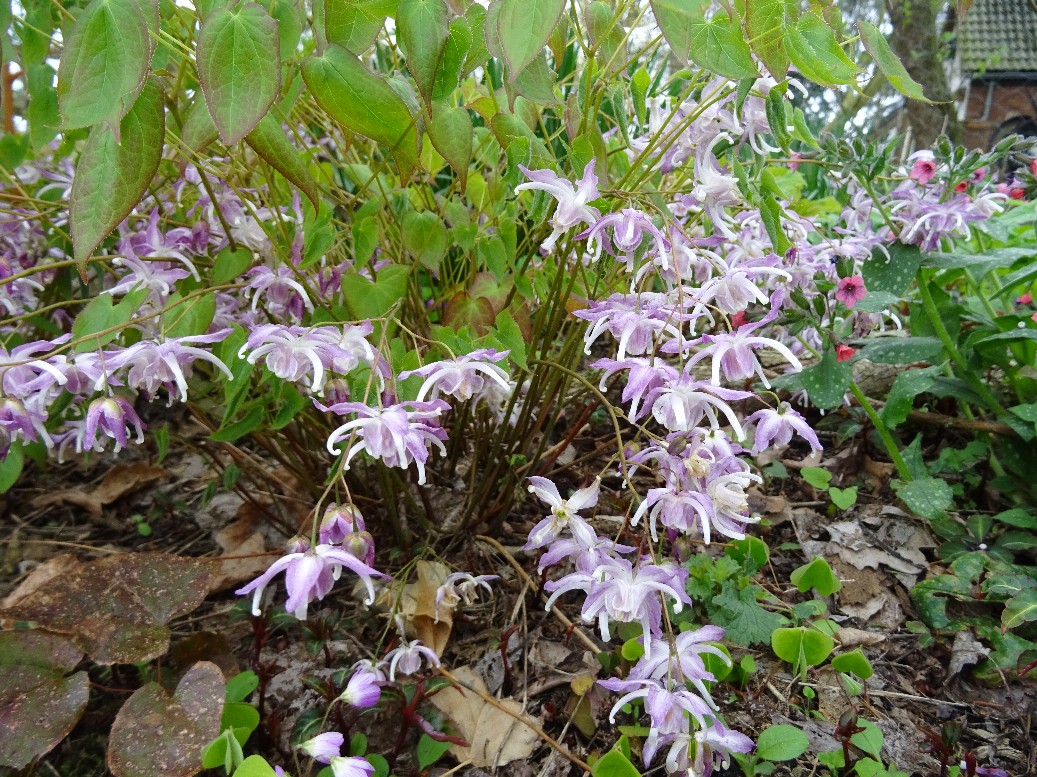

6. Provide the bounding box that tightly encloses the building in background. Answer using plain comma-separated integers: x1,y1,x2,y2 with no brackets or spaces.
958,0,1037,149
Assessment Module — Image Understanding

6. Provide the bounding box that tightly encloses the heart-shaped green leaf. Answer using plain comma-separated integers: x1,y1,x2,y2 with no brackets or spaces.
397,0,450,108
57,0,152,132
302,44,419,178
245,113,320,209
790,556,842,596
197,3,281,145
428,106,473,191
70,78,165,275
493,0,566,78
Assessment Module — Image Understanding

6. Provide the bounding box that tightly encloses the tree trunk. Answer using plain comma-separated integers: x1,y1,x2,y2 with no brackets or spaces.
885,0,963,147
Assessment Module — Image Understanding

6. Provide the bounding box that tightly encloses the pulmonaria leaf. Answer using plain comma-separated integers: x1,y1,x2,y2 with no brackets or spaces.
70,77,165,277
0,553,214,664
56,0,153,132
108,662,225,777
799,347,852,410
197,2,281,145
0,631,89,769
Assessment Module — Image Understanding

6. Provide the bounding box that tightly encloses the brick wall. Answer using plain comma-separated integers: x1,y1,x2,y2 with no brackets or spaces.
963,78,1037,149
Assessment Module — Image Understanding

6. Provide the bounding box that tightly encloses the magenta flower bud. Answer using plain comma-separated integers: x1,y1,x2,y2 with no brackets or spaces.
285,535,311,554
343,530,376,566
319,503,365,544
324,377,351,406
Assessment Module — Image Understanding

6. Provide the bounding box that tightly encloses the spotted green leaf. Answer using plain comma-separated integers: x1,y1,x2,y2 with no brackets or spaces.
70,78,165,276
57,0,152,133
197,3,281,145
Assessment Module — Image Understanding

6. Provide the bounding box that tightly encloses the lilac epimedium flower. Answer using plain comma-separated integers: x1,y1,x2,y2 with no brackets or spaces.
324,400,449,485
645,375,753,438
235,543,389,620
240,323,377,395
579,208,670,271
575,293,690,361
338,667,381,708
434,572,498,621
383,638,441,680
398,349,510,403
109,330,234,403
515,161,601,254
684,322,803,390
524,476,601,550
319,502,365,544
298,732,343,764
82,396,146,453
245,264,314,319
747,401,821,453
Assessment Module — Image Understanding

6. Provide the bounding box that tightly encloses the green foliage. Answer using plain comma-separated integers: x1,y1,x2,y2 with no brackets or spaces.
755,724,809,761
197,3,281,145
790,557,842,596
771,627,835,678
70,79,165,272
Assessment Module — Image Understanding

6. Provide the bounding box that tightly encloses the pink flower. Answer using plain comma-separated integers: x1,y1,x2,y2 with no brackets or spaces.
835,276,867,309
835,344,856,363
1016,292,1033,305
524,476,601,550
908,152,937,184
235,544,388,620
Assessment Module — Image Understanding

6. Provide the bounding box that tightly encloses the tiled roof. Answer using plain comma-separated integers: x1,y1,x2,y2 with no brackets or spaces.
959,0,1037,73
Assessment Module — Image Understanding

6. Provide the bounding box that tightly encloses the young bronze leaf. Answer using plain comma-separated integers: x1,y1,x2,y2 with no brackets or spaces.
0,631,89,770
108,662,225,777
245,113,320,209
0,553,214,664
302,44,419,178
70,77,165,277
56,0,152,132
197,3,281,145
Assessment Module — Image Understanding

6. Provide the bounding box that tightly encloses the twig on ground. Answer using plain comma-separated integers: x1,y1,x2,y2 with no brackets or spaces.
475,535,601,655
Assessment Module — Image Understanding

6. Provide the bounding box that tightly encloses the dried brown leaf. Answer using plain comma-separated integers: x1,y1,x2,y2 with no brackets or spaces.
32,464,167,517
429,666,540,768
207,519,269,593
399,560,452,657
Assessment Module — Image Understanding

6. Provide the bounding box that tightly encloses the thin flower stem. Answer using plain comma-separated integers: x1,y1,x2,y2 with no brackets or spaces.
849,381,912,481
